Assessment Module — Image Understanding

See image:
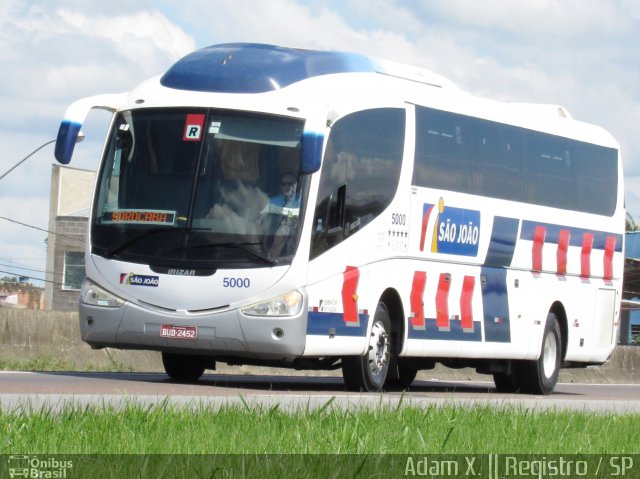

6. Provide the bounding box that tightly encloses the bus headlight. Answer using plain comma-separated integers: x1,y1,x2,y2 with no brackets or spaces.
81,279,124,308
242,291,303,317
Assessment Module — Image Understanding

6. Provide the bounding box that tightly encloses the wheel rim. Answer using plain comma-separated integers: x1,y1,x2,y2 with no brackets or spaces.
542,330,558,379
367,320,390,380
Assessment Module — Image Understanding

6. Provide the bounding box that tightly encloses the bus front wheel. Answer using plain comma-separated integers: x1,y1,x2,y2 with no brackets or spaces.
162,352,207,382
493,370,520,393
519,312,562,395
385,363,418,390
342,303,391,392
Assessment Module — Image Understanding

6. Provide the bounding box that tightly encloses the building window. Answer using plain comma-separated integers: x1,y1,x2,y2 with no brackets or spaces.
62,251,85,290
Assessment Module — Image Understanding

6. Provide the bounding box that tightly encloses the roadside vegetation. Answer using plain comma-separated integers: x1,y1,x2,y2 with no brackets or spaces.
2,358,638,477
0,356,133,373
1,400,638,455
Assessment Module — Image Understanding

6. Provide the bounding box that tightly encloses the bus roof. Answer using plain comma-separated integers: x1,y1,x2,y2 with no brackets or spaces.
56,43,619,167
160,43,458,94
157,43,595,138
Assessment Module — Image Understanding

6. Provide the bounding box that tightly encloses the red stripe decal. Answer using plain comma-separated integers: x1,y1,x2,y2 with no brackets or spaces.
419,205,435,252
436,273,451,330
532,225,546,272
410,271,427,328
556,229,570,275
604,235,616,280
581,233,593,278
460,275,475,332
341,266,360,324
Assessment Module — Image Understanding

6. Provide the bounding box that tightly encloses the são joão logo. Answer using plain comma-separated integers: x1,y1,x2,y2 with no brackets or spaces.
423,198,481,257
120,273,160,287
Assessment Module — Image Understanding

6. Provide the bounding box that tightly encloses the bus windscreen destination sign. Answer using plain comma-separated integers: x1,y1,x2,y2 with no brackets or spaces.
101,209,177,225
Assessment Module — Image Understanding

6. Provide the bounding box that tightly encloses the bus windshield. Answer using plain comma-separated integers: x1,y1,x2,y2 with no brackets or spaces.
92,108,307,268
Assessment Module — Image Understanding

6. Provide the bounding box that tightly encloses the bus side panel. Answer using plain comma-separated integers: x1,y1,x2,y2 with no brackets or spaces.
303,213,413,357
509,210,622,363
303,263,370,356
404,189,536,360
401,261,539,360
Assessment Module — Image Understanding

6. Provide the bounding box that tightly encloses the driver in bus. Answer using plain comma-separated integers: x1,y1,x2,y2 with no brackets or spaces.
260,171,300,255
269,172,300,208
261,171,300,215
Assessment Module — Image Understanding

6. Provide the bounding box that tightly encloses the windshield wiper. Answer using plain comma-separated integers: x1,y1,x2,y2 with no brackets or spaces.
169,242,279,266
216,242,279,265
102,227,205,259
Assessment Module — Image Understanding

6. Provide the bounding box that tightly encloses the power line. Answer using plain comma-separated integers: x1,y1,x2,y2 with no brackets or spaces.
0,215,85,244
0,214,86,286
0,139,56,180
0,262,58,275
0,269,70,287
0,258,46,261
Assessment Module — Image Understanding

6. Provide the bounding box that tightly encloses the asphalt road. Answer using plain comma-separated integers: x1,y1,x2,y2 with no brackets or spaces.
1,371,638,413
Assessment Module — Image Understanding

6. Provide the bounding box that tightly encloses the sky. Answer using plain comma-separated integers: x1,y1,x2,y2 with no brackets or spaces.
1,0,640,286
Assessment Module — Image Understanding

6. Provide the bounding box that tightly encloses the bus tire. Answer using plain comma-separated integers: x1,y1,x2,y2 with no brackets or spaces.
493,371,520,393
342,303,391,392
519,312,562,395
162,352,207,382
385,364,418,390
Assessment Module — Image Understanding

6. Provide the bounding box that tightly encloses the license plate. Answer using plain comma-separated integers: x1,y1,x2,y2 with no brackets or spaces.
160,324,197,340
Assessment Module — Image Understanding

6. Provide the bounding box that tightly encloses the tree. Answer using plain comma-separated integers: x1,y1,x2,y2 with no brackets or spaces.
626,212,640,232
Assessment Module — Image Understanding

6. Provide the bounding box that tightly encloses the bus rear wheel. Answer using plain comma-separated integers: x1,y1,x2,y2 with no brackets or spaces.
342,303,391,392
519,312,562,395
162,352,208,382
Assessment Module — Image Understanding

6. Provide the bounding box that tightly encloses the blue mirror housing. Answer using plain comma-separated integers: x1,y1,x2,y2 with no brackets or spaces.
300,113,326,175
54,121,82,165
53,93,125,164
301,131,323,175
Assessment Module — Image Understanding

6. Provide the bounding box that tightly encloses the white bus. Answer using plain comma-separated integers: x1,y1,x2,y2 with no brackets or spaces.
55,43,624,394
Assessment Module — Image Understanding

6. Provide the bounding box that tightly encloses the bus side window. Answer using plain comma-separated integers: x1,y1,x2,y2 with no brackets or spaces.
576,143,617,216
310,108,405,259
413,107,470,194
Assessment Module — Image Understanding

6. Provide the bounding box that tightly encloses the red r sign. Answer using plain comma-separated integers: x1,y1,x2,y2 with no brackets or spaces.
183,114,205,141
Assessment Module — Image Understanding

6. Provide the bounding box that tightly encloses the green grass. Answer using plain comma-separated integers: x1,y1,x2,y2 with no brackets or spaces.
2,401,638,478
1,401,638,455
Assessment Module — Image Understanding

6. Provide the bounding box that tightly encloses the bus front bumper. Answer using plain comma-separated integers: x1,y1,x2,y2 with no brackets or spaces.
78,300,308,360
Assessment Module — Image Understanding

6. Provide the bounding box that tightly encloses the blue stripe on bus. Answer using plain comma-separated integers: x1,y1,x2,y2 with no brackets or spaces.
520,221,623,252
307,311,369,337
481,266,511,343
406,216,619,345
484,216,520,268
408,319,482,341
